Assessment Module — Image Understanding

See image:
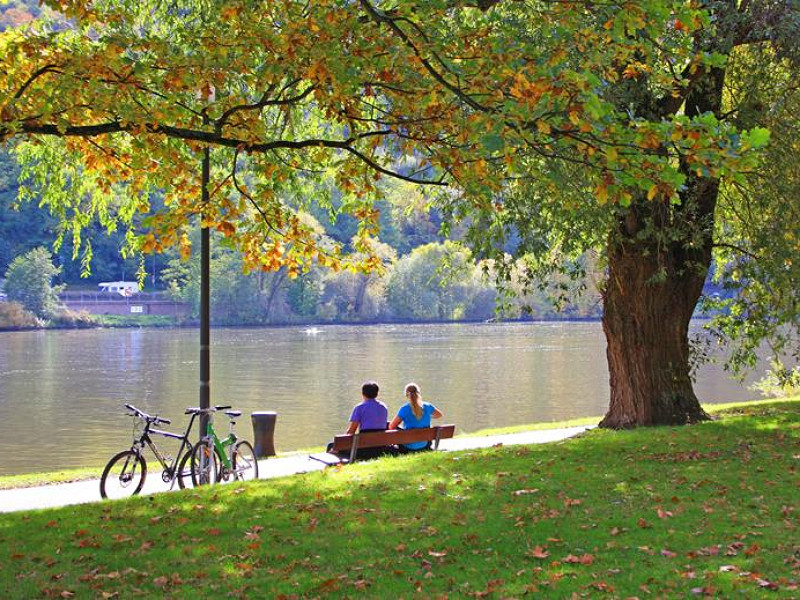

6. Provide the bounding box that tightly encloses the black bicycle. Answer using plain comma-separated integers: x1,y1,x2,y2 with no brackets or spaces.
100,404,204,500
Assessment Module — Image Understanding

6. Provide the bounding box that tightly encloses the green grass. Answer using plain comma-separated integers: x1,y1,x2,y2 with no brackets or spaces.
0,468,102,491
1,400,798,598
94,314,179,327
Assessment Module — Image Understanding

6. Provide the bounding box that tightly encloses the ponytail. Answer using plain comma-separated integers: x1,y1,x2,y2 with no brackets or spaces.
405,383,423,419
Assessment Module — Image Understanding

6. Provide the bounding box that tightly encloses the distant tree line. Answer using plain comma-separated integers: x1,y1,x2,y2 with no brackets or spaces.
1,145,601,326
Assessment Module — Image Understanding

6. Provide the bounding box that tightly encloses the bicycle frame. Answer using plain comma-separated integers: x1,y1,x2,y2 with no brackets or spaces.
134,410,199,488
203,420,237,470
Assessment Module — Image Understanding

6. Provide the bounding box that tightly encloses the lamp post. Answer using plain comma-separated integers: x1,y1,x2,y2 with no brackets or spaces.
200,143,211,439
199,87,214,439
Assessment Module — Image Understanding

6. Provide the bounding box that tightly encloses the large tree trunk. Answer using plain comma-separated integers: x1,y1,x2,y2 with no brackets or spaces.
598,57,726,428
599,223,712,428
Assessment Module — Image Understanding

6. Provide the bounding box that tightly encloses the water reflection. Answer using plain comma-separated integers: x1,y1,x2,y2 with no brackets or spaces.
0,322,761,475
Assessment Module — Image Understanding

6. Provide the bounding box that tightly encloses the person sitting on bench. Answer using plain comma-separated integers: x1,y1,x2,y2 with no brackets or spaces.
389,382,443,453
328,380,392,460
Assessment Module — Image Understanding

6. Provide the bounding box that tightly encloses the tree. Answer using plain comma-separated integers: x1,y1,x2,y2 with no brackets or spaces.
1,1,796,428
394,1,795,426
3,246,63,317
342,1,797,426
387,242,487,321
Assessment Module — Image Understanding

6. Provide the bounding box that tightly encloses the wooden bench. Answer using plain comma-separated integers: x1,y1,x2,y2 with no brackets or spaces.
310,425,456,465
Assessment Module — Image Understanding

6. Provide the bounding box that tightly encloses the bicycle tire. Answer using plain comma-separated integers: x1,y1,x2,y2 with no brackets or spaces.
232,440,259,481
190,440,222,486
176,449,193,490
100,450,147,499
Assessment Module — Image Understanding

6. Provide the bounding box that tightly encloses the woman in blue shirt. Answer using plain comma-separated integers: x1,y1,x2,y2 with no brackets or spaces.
388,382,443,452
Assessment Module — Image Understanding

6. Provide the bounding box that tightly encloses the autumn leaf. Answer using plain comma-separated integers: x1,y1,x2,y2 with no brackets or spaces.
529,546,549,559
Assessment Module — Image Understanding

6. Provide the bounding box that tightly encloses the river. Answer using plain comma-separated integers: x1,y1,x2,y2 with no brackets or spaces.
0,322,763,476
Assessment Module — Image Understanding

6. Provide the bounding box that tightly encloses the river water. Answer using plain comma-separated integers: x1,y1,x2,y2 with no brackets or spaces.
0,322,762,476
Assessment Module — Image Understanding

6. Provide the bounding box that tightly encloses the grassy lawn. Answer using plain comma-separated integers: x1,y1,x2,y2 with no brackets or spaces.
1,400,798,598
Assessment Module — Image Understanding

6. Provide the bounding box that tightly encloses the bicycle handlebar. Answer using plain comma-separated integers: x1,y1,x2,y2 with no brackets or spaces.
124,403,170,425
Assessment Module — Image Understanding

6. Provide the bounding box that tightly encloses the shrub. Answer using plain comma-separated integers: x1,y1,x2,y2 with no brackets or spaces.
0,301,41,329
49,308,96,328
3,246,64,317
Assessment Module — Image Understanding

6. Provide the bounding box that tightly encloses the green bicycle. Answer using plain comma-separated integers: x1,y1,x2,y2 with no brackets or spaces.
191,405,259,486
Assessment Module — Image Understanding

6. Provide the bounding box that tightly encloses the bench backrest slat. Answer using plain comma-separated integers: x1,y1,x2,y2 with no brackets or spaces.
331,425,456,453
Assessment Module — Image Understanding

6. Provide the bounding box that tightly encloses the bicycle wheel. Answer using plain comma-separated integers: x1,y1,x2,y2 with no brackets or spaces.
232,440,259,481
176,449,193,490
100,450,147,500
190,440,221,486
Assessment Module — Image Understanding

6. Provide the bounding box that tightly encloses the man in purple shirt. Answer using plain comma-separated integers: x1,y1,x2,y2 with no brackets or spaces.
346,381,388,434
325,381,392,460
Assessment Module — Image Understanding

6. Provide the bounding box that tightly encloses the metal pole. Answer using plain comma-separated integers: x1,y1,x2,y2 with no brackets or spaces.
200,145,211,439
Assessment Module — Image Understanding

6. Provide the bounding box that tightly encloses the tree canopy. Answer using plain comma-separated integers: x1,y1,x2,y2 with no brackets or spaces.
1,0,798,426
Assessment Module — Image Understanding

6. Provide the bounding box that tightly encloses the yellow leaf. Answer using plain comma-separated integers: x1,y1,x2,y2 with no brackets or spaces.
595,184,608,204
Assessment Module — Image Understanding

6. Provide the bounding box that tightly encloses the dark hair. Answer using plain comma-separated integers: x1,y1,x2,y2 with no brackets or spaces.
361,381,379,399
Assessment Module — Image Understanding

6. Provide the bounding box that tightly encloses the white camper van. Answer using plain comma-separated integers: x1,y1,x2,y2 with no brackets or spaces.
98,281,140,297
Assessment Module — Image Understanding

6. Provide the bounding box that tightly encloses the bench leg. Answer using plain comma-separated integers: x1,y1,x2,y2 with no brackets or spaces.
434,427,443,450
349,433,360,464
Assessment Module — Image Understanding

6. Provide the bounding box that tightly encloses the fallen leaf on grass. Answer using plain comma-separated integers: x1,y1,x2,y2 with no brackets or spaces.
512,489,539,496
745,543,760,557
660,549,677,558
656,508,673,519
153,576,168,588
526,546,549,559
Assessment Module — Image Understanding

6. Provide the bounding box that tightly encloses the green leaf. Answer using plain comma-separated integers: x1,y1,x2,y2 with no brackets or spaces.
481,134,505,153
746,127,771,148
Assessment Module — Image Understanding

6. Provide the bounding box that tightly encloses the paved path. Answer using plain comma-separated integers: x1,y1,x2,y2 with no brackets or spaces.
0,426,591,514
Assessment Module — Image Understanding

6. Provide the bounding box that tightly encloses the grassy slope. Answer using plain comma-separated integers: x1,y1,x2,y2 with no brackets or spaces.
1,400,798,598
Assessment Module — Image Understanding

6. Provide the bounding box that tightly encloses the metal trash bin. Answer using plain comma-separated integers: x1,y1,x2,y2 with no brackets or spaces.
251,412,277,458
